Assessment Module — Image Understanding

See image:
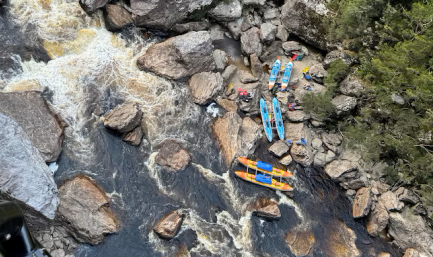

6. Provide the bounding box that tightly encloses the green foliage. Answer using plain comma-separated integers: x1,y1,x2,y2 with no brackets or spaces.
324,59,351,87
327,0,433,207
302,93,335,121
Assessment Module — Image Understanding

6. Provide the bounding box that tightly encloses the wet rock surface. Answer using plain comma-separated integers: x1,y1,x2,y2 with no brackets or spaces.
153,210,184,239
188,71,223,105
103,102,142,134
0,112,59,219
137,31,215,80
155,139,191,172
286,229,315,256
122,126,143,146
251,197,281,219
79,0,109,13
57,176,120,245
104,4,133,32
0,91,64,162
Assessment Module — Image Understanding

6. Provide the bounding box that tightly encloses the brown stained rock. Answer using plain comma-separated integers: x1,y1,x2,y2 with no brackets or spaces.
155,139,191,172
352,187,372,218
367,200,389,237
403,248,420,257
104,4,133,32
237,117,263,157
58,176,120,245
286,229,315,256
251,198,281,219
0,91,64,162
216,98,238,112
153,210,184,239
103,102,142,134
188,72,223,105
137,31,215,80
211,112,242,167
324,220,361,257
122,126,143,146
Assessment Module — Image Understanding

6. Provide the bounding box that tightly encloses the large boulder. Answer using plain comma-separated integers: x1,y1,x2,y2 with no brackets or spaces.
104,4,133,32
324,50,358,68
137,31,215,80
321,133,342,153
103,102,142,134
332,95,357,115
251,197,281,219
131,0,212,29
155,139,191,172
388,207,433,257
57,176,120,245
240,27,263,57
0,91,64,162
212,112,242,167
237,117,263,157
380,191,404,211
293,82,326,104
260,23,277,44
284,122,313,166
286,228,315,257
122,126,143,146
340,74,365,97
79,0,109,13
324,160,357,180
0,113,59,219
213,49,228,72
324,220,361,257
352,187,372,218
366,197,389,236
154,210,184,239
208,0,242,22
282,41,302,55
188,72,224,105
281,0,331,51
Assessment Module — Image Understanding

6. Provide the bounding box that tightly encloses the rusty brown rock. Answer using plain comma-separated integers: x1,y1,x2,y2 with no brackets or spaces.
122,126,143,146
324,220,361,257
104,4,133,31
352,187,372,218
103,102,142,134
251,198,281,219
367,200,389,237
286,229,315,256
155,139,191,172
216,98,238,112
154,210,184,239
58,176,120,245
211,112,242,167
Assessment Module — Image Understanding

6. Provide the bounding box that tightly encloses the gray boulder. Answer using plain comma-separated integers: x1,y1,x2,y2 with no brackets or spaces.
263,8,279,20
155,139,191,172
324,160,358,180
171,20,211,34
281,41,302,55
213,49,228,72
391,93,405,105
212,112,243,167
321,133,342,153
58,176,120,244
260,23,277,44
237,117,263,157
104,4,133,32
137,31,215,80
103,102,142,134
276,25,289,42
309,64,327,84
222,64,238,84
250,53,263,78
314,152,326,167
242,0,265,5
239,70,258,83
0,91,64,162
340,74,365,97
281,0,331,50
269,140,290,157
286,110,310,122
332,95,357,115
241,27,263,57
324,50,358,68
367,200,389,237
188,72,224,105
79,0,109,13
0,113,59,219
209,0,242,22
380,191,404,211
395,187,419,205
131,0,212,29
227,19,243,40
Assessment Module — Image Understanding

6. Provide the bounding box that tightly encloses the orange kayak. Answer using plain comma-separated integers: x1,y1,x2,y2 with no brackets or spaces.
234,171,293,191
237,157,293,177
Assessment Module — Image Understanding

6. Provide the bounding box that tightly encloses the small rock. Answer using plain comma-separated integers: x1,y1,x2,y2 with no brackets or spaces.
227,19,242,40
239,70,258,83
188,72,224,105
213,50,228,72
276,25,289,41
325,150,335,163
311,138,323,149
53,231,59,238
43,234,51,242
290,144,313,166
241,27,263,56
371,181,390,195
263,8,279,20
65,255,75,257
44,240,54,250
171,20,211,34
103,102,142,134
216,98,238,112
54,240,63,249
286,110,310,122
309,64,327,84
321,133,342,153
50,249,65,257
391,93,405,105
311,120,324,127
332,95,357,115
154,210,184,239
79,0,109,13
155,139,191,172
412,203,427,216
340,74,365,97
324,160,357,180
243,56,250,67
346,189,356,196
242,0,265,5
279,154,293,166
251,197,281,219
352,187,372,218
250,54,263,78
209,0,242,22
122,126,143,146
281,41,302,55
104,4,133,32
260,23,277,44
314,152,326,167
269,140,290,157
222,64,238,84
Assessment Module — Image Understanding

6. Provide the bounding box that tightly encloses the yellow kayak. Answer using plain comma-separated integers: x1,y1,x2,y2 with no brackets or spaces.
234,171,293,191
237,157,293,177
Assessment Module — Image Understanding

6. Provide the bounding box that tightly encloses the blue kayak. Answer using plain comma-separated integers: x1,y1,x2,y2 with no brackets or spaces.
281,62,293,91
272,97,285,140
268,58,281,90
260,98,273,142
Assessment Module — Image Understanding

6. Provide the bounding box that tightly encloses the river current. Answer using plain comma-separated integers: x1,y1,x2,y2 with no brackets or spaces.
1,1,401,256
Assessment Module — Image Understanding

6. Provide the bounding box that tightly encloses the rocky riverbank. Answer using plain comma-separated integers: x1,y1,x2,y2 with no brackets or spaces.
0,0,432,256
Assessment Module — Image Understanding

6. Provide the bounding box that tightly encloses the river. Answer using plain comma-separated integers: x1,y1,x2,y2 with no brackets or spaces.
1,1,401,256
